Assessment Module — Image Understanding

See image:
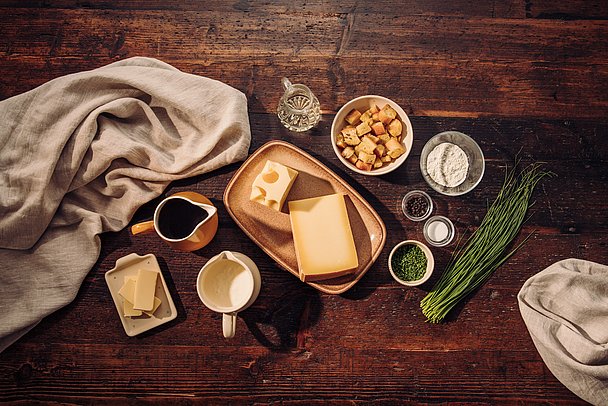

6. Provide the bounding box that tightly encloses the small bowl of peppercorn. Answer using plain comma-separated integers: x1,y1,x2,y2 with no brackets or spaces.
388,240,434,287
401,190,433,221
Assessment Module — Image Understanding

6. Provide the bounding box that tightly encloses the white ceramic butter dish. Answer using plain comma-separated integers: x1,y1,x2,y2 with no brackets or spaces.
105,253,177,336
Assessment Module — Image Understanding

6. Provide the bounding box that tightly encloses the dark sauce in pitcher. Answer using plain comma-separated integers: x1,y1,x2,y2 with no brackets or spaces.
157,198,209,240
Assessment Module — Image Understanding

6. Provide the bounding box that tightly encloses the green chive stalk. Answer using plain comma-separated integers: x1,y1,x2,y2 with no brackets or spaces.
420,162,553,323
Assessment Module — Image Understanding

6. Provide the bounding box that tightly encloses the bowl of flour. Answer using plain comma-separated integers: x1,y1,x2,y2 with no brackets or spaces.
420,131,485,196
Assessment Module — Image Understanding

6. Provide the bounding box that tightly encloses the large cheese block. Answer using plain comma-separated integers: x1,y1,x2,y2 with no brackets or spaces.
250,160,298,211
288,193,359,281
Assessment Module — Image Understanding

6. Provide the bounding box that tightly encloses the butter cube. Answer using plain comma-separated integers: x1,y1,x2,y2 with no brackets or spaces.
133,269,158,312
288,194,359,282
250,160,298,211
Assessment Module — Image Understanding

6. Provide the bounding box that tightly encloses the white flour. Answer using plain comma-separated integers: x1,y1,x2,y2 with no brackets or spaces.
426,142,469,187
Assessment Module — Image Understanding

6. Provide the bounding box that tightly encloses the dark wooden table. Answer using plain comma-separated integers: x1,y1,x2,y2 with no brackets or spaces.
1,1,607,404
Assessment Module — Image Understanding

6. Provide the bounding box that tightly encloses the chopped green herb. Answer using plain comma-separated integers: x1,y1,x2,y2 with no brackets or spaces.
391,244,427,281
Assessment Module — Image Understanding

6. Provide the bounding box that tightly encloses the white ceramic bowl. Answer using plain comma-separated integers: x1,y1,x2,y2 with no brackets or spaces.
420,131,485,196
331,95,414,176
388,240,434,287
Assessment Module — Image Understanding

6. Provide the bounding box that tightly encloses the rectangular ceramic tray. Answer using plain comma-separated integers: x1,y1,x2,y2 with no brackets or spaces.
105,253,177,336
223,140,386,294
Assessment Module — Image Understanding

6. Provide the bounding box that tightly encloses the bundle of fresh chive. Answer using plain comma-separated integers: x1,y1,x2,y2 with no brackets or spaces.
420,162,553,323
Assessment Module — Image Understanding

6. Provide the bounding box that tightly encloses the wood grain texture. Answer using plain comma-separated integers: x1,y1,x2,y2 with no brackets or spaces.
3,0,608,21
0,1,607,404
0,9,607,118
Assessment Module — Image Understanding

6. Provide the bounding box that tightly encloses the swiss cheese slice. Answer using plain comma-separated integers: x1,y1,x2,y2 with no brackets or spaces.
250,160,298,211
133,269,158,311
288,193,359,282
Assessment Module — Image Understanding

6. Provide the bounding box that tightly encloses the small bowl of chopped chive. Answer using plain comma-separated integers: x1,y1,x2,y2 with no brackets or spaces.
388,240,434,286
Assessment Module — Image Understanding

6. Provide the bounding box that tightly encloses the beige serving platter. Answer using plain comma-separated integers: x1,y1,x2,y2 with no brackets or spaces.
105,253,177,336
223,140,387,294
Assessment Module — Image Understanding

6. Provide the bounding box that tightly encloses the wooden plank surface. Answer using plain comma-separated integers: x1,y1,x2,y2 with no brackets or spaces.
0,1,607,404
0,9,607,118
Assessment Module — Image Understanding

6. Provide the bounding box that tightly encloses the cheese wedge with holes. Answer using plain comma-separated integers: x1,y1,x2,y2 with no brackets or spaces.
250,160,298,211
288,193,359,282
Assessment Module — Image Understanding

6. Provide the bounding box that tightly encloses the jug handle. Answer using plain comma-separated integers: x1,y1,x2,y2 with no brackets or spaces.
281,77,292,91
131,220,155,235
222,312,237,338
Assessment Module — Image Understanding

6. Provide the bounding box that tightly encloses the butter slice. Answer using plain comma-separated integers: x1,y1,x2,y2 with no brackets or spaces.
119,277,141,317
250,160,298,211
288,194,359,282
123,299,143,317
118,277,137,303
133,269,158,311
119,276,162,318
142,297,162,317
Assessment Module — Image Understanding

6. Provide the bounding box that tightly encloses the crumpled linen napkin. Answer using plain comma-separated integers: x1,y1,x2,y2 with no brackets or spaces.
0,57,251,352
518,258,608,405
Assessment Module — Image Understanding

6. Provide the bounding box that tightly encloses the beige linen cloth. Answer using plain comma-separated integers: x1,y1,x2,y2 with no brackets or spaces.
518,259,608,406
0,57,251,352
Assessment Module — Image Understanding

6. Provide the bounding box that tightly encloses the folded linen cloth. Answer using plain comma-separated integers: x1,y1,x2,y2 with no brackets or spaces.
0,57,251,352
518,258,608,405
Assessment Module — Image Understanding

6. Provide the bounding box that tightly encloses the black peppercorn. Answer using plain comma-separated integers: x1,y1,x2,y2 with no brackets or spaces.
406,195,429,218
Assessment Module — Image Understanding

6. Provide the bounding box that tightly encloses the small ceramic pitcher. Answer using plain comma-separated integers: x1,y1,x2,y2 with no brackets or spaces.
131,192,218,252
197,251,261,338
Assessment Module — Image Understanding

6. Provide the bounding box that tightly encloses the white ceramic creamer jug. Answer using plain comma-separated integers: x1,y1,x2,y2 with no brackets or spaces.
196,251,261,338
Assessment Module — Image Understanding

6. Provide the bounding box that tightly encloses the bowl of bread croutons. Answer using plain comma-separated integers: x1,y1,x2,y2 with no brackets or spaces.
331,95,413,176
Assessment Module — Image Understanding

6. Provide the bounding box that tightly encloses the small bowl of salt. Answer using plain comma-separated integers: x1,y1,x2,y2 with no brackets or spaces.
423,215,455,247
420,131,485,196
